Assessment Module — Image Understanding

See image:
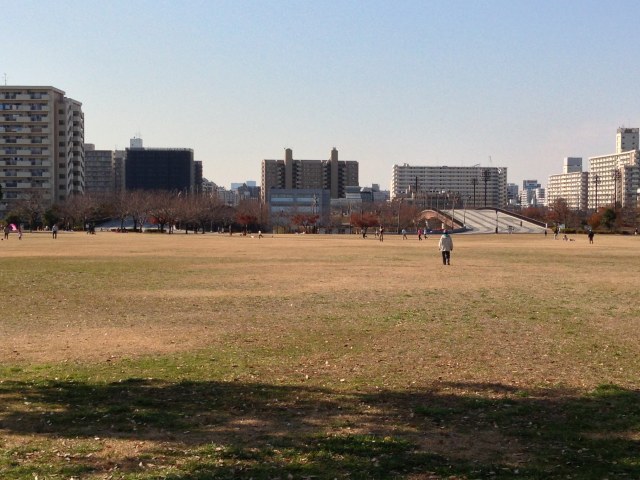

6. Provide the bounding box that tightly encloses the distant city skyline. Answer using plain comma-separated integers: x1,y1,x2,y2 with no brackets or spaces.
4,1,640,190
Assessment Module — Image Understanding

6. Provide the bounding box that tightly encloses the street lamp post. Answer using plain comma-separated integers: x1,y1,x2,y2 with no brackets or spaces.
612,170,621,209
451,192,456,230
471,178,478,208
481,169,491,207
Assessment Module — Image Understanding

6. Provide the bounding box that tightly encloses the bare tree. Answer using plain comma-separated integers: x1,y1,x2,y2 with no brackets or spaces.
128,190,153,232
11,191,47,232
147,191,180,233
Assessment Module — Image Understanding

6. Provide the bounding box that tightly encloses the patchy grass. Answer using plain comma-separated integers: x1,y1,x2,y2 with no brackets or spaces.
1,231,639,478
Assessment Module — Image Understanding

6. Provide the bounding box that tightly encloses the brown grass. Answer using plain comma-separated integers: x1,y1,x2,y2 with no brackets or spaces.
2,231,639,390
1,230,639,478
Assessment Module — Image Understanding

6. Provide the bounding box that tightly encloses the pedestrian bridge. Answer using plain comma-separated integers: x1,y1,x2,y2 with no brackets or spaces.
417,208,547,234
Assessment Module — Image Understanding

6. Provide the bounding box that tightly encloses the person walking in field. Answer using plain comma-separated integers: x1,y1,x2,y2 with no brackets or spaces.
438,230,453,265
52,224,58,239
402,228,407,239
588,230,594,244
379,225,384,242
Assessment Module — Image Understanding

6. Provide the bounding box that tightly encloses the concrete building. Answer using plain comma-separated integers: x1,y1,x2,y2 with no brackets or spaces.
616,127,639,154
261,148,358,203
563,157,583,173
1,85,84,213
507,183,519,206
390,164,508,208
547,158,589,210
125,143,195,192
84,144,114,194
518,180,543,207
586,127,640,210
267,188,331,232
588,150,640,210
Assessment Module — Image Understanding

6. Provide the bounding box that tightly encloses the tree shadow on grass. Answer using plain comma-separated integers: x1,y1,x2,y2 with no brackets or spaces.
0,379,638,479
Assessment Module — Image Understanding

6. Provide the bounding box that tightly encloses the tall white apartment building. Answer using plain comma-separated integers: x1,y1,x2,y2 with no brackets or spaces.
586,127,640,210
588,150,640,209
390,164,508,208
547,158,589,210
0,86,84,213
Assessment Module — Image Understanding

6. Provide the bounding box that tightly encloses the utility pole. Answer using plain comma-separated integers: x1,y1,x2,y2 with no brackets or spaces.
481,169,491,208
471,177,478,208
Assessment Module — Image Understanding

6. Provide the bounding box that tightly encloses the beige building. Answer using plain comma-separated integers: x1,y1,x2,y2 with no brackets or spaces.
261,148,358,203
588,150,640,209
547,173,588,210
1,86,84,213
588,129,640,210
546,158,589,210
391,164,508,208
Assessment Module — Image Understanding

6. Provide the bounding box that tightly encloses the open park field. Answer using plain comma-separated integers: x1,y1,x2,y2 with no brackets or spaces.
1,231,639,479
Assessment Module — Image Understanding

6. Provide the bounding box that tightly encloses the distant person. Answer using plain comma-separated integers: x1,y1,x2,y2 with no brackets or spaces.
438,230,453,265
554,227,559,240
402,228,407,240
544,229,548,237
3,224,9,240
417,228,422,241
52,224,58,239
588,230,594,244
17,225,22,240
258,230,263,239
379,225,384,242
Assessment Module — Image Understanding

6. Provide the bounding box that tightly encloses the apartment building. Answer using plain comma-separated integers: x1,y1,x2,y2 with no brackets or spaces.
261,148,358,203
84,144,114,194
546,158,589,210
588,150,640,209
586,128,640,210
390,164,508,208
0,85,84,213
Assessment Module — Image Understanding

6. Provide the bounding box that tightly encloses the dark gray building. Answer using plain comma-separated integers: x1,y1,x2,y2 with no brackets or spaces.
125,147,195,192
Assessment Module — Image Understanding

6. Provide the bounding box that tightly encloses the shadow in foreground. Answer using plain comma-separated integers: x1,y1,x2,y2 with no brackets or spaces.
0,379,638,479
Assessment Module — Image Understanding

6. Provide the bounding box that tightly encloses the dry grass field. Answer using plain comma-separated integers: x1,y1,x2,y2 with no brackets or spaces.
0,231,639,479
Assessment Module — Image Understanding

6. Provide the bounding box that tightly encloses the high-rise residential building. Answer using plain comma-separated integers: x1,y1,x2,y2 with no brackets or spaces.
261,148,358,203
125,142,195,192
587,128,640,210
588,150,640,210
0,85,84,213
390,164,508,208
616,127,639,154
547,158,589,211
84,144,115,194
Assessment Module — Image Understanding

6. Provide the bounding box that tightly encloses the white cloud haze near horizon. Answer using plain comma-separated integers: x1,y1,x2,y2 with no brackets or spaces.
3,0,640,189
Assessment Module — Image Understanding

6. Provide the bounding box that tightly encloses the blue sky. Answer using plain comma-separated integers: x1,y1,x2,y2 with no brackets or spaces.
3,0,640,189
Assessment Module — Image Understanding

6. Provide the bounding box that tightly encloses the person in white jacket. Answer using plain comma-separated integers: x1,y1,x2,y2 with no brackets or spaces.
438,230,453,265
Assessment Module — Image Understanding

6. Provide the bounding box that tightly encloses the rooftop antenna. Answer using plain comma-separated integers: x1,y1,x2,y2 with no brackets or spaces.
3,73,7,86
488,155,493,167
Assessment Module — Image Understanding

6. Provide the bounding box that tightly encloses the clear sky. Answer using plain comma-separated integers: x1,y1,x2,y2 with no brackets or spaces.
4,0,640,190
